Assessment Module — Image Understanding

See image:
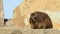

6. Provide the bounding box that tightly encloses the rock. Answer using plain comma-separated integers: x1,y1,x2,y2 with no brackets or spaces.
0,29,60,34
12,0,60,29
0,0,4,27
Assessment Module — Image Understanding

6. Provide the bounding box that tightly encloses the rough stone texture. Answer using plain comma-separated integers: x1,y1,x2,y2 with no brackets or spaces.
0,0,4,26
0,29,60,34
0,25,60,34
47,0,60,11
12,0,60,29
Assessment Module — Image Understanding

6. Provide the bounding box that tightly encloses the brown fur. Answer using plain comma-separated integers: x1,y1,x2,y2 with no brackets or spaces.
29,11,53,29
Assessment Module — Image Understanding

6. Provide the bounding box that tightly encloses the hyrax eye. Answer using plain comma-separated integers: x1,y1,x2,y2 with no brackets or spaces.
34,17,37,19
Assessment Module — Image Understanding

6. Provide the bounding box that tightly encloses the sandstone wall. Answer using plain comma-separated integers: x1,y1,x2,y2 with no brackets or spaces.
0,0,4,26
12,0,60,29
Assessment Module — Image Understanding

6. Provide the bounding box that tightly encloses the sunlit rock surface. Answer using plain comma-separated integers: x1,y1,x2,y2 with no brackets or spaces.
0,29,60,34
0,0,4,26
47,0,60,11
